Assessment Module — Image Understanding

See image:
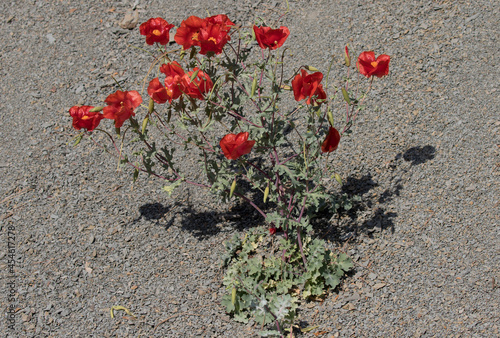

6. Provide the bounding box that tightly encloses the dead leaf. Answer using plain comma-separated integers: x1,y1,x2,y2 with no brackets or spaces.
373,282,387,290
313,331,328,336
69,8,77,13
131,285,138,290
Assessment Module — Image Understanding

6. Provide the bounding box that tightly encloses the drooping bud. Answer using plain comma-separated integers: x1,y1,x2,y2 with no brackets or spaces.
305,65,320,72
133,168,139,182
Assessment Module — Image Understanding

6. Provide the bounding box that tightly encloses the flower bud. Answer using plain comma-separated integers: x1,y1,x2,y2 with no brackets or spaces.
305,65,320,72
231,287,237,305
230,178,237,198
148,98,154,113
344,46,350,67
250,76,258,98
263,184,269,203
335,173,342,185
141,116,149,134
341,87,351,105
190,68,200,81
327,109,335,127
89,106,105,112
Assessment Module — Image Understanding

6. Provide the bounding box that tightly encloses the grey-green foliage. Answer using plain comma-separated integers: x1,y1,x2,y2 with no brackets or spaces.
221,227,352,329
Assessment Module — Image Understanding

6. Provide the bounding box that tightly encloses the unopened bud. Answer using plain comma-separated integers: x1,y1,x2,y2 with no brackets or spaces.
190,68,200,81
334,173,342,185
148,98,154,113
231,287,237,305
306,65,320,72
230,178,237,198
250,76,257,98
89,106,105,112
141,116,149,134
341,87,351,105
344,46,350,67
263,184,269,203
327,109,335,127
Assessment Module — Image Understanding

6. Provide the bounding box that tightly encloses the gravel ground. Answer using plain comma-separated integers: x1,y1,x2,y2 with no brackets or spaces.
1,0,499,337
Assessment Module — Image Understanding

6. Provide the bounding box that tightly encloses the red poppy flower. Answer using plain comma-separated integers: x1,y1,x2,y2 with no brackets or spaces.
174,16,205,49
179,68,213,100
102,90,142,128
220,132,255,160
198,23,231,55
357,51,390,78
321,127,341,153
160,61,185,78
69,105,103,131
253,25,290,50
147,78,170,104
292,69,327,105
140,18,174,45
205,14,235,29
269,227,277,235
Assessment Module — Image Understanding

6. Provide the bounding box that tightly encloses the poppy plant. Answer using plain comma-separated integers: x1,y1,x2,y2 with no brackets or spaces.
179,68,213,100
102,90,142,128
253,25,290,50
357,51,390,78
175,15,234,54
220,132,256,160
160,61,185,78
69,105,103,131
139,18,174,45
147,78,170,104
198,23,231,55
321,126,341,153
292,69,327,105
174,16,205,49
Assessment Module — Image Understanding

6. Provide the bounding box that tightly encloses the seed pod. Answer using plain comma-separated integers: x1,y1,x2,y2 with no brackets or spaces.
341,87,351,105
263,184,269,203
230,178,237,198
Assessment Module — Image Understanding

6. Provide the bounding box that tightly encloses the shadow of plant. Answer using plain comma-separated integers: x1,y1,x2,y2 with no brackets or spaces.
318,144,436,242
135,145,435,241
402,145,436,165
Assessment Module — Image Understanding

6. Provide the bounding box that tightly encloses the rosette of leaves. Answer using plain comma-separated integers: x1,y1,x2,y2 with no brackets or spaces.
220,226,352,333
